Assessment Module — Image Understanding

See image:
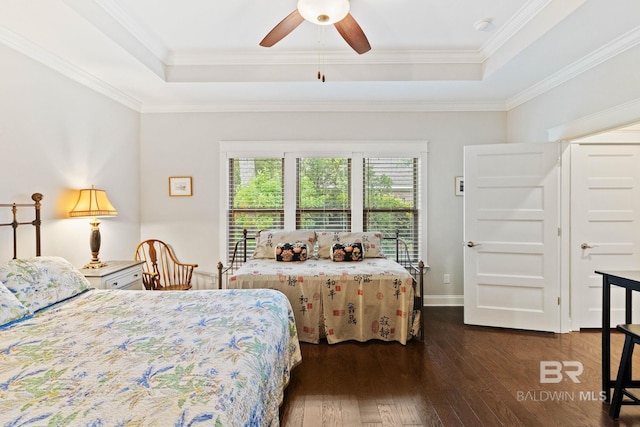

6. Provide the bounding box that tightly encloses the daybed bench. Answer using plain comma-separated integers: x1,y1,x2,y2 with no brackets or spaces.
218,229,425,344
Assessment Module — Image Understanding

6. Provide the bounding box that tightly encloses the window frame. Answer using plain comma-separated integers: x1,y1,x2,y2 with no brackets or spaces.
363,157,420,261
220,141,428,264
227,157,285,257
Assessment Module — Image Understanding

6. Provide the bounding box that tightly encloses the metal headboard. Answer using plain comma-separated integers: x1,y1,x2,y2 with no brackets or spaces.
0,193,43,259
218,229,425,294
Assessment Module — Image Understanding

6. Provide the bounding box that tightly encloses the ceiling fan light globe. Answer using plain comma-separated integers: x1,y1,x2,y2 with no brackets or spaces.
297,0,350,25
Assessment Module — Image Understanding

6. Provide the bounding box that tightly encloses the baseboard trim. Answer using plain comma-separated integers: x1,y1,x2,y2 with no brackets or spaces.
423,295,464,306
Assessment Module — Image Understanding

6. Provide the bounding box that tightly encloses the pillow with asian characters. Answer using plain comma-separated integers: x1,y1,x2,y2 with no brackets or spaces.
330,242,364,262
317,231,384,258
252,230,316,259
0,283,31,328
0,256,91,313
275,242,309,262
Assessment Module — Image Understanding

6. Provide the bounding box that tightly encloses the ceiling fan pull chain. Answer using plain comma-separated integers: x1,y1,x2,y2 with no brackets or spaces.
317,26,326,82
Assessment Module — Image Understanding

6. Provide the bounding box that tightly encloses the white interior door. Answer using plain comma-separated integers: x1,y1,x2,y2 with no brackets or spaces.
464,142,560,332
571,144,640,328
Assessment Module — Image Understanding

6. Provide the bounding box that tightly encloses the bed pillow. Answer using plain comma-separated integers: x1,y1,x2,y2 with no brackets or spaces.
253,230,316,259
0,256,91,313
330,242,364,262
0,284,31,328
317,231,384,258
275,242,309,262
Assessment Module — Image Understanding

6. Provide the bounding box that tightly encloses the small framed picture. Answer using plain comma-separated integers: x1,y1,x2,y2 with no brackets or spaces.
455,176,464,196
169,176,193,197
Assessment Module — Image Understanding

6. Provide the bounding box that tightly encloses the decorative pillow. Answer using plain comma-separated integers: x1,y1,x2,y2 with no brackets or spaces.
253,230,316,259
275,242,309,262
0,284,31,328
0,256,91,313
330,242,364,262
317,231,384,258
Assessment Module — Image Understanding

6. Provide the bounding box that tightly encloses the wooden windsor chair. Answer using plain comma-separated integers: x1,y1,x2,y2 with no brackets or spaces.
134,239,197,291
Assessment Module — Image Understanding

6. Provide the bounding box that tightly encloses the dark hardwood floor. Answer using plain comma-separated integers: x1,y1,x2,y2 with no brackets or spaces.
279,307,640,426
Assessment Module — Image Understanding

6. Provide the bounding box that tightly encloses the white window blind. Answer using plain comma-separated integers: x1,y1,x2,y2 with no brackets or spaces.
364,157,419,260
227,158,284,260
296,158,351,231
224,146,423,264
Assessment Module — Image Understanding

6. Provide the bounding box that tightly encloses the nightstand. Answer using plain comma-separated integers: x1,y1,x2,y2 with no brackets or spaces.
81,260,144,290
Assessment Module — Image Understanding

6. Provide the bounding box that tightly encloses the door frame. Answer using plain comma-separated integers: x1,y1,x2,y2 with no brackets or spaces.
566,138,640,331
547,101,640,332
560,142,571,332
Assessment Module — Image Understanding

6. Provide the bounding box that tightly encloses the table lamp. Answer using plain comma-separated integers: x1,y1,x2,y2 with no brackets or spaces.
69,185,118,269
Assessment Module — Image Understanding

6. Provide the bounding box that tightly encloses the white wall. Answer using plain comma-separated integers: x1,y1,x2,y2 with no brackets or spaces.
507,44,640,143
1,37,509,300
5,28,638,303
0,44,141,267
140,111,507,299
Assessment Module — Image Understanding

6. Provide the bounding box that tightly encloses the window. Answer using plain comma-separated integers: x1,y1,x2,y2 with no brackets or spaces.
364,158,419,260
223,142,426,263
297,158,351,230
227,158,283,256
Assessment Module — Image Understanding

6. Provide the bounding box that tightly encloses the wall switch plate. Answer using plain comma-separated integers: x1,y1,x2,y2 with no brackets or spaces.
444,273,450,284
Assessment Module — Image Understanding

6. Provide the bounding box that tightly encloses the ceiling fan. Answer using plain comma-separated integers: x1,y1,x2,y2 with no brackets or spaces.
259,0,371,55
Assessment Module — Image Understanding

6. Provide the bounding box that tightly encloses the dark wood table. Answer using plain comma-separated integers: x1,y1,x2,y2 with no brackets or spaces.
596,270,640,402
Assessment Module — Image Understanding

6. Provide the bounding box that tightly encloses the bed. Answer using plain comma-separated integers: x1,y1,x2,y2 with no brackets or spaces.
217,229,425,345
0,194,301,426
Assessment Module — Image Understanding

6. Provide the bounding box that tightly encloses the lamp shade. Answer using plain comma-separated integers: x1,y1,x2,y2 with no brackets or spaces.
297,0,350,25
69,186,118,218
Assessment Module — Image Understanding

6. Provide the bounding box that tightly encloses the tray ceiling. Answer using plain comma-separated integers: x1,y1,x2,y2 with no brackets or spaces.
1,0,639,112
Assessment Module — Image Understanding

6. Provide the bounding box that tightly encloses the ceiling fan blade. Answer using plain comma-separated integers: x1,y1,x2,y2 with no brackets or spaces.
334,13,371,54
260,9,305,47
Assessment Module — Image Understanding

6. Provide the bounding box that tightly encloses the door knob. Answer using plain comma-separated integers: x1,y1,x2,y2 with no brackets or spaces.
581,243,595,250
466,241,477,248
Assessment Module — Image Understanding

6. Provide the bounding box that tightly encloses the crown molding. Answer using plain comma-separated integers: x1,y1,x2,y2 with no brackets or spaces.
166,49,484,66
98,0,545,68
547,97,640,141
481,0,587,80
0,23,504,114
0,26,142,112
141,100,507,114
506,25,640,110
5,1,635,116
63,0,166,79
480,0,553,58
95,0,169,61
95,0,485,67
571,127,640,143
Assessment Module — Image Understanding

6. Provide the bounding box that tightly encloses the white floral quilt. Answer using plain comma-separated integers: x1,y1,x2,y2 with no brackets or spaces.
229,257,417,344
0,288,301,426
